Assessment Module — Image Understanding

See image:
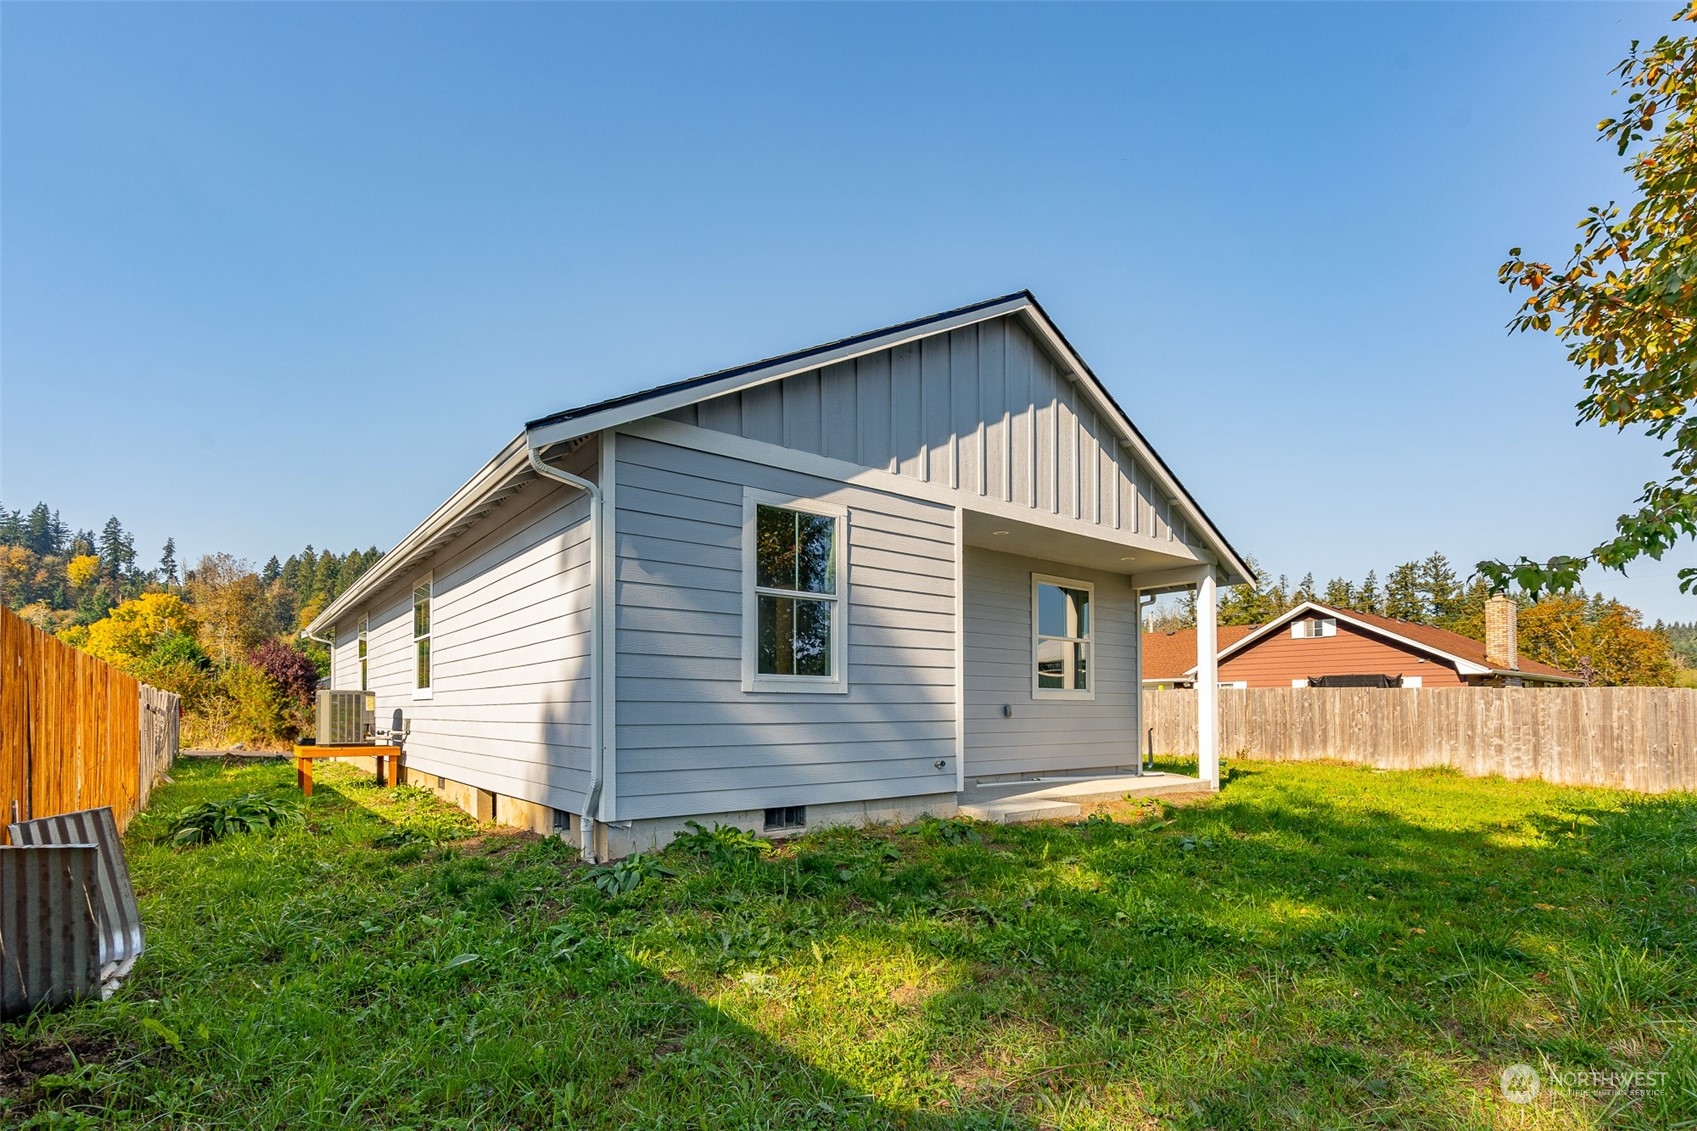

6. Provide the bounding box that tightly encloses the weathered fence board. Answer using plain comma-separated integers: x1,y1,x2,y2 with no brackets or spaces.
1144,686,1696,793
0,606,179,840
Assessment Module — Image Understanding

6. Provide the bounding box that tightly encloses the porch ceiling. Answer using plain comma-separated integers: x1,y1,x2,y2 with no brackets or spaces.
960,508,1208,579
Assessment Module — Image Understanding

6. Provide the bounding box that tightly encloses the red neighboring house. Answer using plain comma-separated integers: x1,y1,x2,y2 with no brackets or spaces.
1143,597,1581,689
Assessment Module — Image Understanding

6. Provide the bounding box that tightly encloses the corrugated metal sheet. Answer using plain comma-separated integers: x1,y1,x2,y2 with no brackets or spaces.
0,843,101,1020
8,806,143,973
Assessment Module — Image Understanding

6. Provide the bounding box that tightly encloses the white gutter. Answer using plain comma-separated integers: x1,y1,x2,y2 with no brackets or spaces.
525,434,608,863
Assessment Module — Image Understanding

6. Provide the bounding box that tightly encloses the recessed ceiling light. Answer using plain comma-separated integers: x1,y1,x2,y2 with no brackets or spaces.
992,530,1010,536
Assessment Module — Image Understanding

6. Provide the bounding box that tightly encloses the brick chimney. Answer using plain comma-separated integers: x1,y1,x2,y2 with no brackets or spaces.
1484,594,1518,670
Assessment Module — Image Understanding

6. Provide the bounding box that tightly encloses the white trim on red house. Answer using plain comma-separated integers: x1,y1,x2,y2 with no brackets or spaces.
1175,601,1583,684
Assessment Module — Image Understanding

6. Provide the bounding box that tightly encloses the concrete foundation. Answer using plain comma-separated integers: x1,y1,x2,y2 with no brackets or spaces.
397,767,957,858
599,792,960,858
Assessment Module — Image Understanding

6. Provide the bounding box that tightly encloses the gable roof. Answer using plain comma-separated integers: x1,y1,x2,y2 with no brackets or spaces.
306,292,1251,636
526,290,1251,585
1148,601,1581,684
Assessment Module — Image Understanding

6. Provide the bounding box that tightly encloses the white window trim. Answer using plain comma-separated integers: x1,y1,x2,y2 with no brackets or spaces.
1031,572,1095,701
327,627,336,687
412,573,434,700
741,487,849,694
357,613,369,693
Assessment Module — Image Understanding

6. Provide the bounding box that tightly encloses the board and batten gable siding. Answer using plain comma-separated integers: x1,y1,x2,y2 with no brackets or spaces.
328,440,600,813
662,314,1199,552
612,433,958,821
1219,621,1468,688
963,546,1143,778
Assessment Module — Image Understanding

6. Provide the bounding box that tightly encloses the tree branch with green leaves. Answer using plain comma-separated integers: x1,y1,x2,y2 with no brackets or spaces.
1485,3,1697,596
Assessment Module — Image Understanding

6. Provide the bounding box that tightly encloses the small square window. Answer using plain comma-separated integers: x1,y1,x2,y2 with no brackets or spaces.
1292,617,1337,639
764,805,807,832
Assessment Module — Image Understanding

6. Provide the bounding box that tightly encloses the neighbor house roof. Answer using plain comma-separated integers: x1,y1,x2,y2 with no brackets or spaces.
1143,601,1581,684
307,292,1252,636
1142,625,1257,681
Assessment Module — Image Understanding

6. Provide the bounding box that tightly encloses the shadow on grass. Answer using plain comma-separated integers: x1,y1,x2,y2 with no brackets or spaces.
10,758,1695,1129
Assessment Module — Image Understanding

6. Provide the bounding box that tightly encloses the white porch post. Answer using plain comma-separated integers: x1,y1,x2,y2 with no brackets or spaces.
1195,568,1220,790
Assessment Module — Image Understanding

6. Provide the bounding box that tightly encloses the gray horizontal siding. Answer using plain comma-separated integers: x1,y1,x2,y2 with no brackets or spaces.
612,433,958,820
663,314,1202,553
330,440,599,813
963,546,1142,778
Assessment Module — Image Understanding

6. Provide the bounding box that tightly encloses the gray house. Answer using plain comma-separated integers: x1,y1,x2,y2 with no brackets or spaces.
306,293,1249,858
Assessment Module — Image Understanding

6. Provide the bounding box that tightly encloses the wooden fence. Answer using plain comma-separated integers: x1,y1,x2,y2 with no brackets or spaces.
1143,686,1697,794
1,606,179,840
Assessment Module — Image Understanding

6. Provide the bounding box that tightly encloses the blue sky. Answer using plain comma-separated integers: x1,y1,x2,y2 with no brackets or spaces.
3,2,1690,621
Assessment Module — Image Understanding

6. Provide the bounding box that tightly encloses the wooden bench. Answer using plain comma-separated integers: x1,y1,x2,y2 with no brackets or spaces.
292,744,402,797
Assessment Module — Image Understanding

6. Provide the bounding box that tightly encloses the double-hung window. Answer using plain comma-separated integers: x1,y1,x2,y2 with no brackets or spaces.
743,490,847,692
1032,574,1094,699
413,577,433,699
357,614,369,692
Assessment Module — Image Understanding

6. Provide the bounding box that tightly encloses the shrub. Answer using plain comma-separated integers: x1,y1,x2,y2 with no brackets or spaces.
248,639,320,705
185,660,296,748
168,792,300,845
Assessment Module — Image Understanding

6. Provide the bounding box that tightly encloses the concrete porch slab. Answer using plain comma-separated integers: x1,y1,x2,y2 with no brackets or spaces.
957,771,1213,825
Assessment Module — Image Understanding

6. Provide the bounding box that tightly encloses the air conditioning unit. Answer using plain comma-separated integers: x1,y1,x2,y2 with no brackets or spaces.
315,689,376,745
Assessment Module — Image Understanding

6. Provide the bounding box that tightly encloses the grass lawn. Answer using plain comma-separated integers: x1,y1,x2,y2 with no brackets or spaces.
3,756,1694,1130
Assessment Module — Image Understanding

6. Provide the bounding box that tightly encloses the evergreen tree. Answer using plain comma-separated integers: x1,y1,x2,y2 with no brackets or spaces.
1383,562,1424,622
1356,570,1381,615
1218,556,1283,625
159,538,179,587
0,506,24,546
98,516,136,580
1322,577,1354,609
1420,553,1463,628
261,555,282,585
26,503,53,555
1294,572,1316,604
279,552,303,594
310,548,340,603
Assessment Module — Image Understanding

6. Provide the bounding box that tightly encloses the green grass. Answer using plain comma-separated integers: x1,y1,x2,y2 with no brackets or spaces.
4,756,1695,1129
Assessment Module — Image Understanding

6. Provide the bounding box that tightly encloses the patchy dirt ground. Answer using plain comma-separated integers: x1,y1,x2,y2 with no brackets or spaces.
0,1033,128,1118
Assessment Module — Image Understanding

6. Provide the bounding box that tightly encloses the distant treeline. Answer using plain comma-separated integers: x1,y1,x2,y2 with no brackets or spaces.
0,499,378,636
1149,551,1684,687
1,499,384,747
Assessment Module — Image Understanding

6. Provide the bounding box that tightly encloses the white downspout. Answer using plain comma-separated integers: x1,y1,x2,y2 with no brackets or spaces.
525,436,607,863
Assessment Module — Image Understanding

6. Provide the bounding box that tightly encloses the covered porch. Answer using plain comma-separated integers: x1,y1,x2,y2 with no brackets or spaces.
955,508,1227,821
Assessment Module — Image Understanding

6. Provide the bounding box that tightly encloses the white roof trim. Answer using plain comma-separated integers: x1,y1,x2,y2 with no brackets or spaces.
1009,305,1250,586
311,294,1255,634
303,433,535,636
529,294,1251,584
526,295,1031,449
